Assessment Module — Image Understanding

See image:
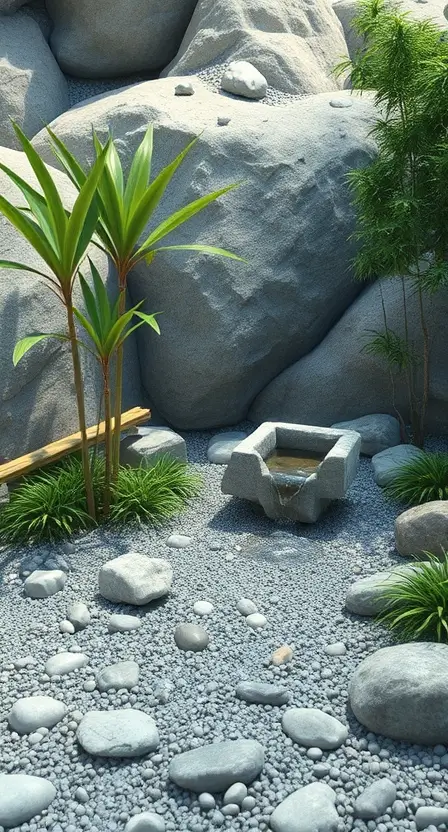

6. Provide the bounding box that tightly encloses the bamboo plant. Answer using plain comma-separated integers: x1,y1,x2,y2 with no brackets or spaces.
0,123,110,519
13,258,161,517
46,126,244,479
335,0,448,446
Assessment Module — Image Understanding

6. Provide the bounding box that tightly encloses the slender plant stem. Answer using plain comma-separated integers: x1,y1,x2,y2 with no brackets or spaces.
103,361,112,517
379,283,408,441
111,266,128,482
66,302,96,521
417,283,430,447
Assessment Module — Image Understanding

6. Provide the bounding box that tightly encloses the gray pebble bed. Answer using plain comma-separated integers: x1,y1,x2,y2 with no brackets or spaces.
0,427,447,832
66,64,307,109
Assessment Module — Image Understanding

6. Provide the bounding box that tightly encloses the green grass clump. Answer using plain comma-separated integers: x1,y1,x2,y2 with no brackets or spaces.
109,457,202,525
0,454,201,545
378,552,448,642
384,452,448,505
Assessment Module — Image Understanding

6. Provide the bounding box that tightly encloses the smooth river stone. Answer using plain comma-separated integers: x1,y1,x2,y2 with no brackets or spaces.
8,695,66,734
77,710,159,757
169,740,265,792
174,623,209,652
108,613,143,633
236,681,290,706
282,708,348,749
45,652,88,676
0,774,56,827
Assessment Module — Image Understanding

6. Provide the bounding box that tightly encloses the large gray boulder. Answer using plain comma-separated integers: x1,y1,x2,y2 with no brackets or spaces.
162,0,348,95
33,82,376,430
395,501,448,558
0,15,68,151
0,0,26,11
349,642,448,744
250,278,448,435
46,0,199,78
0,147,144,459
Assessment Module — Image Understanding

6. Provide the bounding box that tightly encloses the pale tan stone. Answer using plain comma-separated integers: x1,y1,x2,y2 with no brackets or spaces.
271,645,294,666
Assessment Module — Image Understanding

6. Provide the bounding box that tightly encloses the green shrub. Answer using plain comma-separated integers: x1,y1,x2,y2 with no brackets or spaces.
0,454,201,544
378,553,448,642
384,452,448,504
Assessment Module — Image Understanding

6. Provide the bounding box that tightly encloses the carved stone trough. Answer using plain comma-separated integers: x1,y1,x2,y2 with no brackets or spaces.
221,422,361,523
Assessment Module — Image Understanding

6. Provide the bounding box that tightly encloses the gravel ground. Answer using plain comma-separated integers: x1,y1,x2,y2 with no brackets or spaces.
66,64,307,109
0,428,447,832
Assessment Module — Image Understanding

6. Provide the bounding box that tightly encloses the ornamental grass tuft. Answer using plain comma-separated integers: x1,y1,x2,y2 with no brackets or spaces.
0,454,201,544
384,452,448,505
377,552,448,642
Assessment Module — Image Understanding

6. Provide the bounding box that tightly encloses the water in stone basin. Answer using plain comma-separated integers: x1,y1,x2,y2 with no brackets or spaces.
265,448,325,502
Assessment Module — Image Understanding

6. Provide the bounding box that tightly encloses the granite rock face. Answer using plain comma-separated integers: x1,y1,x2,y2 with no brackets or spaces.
0,14,68,151
46,0,199,78
331,414,401,456
33,82,376,430
251,280,448,435
163,0,348,95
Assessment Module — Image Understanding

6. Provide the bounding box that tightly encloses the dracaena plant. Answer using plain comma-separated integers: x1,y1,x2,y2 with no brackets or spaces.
0,123,110,520
46,125,244,480
14,259,161,517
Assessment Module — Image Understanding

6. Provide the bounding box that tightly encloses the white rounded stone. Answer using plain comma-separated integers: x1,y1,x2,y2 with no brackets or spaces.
237,598,258,616
193,600,214,616
246,613,267,629
8,696,66,735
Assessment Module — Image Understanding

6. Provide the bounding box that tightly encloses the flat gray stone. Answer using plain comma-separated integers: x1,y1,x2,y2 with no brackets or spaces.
96,660,139,692
108,614,143,633
354,779,397,819
236,681,290,706
120,428,186,468
174,623,209,652
324,642,346,656
99,553,173,606
223,783,248,806
207,432,247,464
221,60,268,100
8,695,66,734
346,566,418,615
0,774,56,827
125,812,166,832
67,601,90,631
282,708,348,749
24,569,66,598
77,710,159,757
169,740,265,792
45,652,88,677
270,782,338,832
415,807,448,830
372,444,423,487
331,414,400,456
350,642,448,744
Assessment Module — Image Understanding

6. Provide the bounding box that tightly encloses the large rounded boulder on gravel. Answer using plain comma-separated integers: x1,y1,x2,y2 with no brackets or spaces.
46,0,199,78
98,553,173,605
349,643,448,745
162,0,348,95
0,14,68,150
33,80,376,430
395,501,448,559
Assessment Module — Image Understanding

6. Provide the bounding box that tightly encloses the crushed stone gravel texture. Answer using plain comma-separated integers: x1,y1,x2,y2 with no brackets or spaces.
0,429,447,831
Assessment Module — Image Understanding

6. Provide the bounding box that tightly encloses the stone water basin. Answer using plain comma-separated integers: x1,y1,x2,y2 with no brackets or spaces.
221,422,361,523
